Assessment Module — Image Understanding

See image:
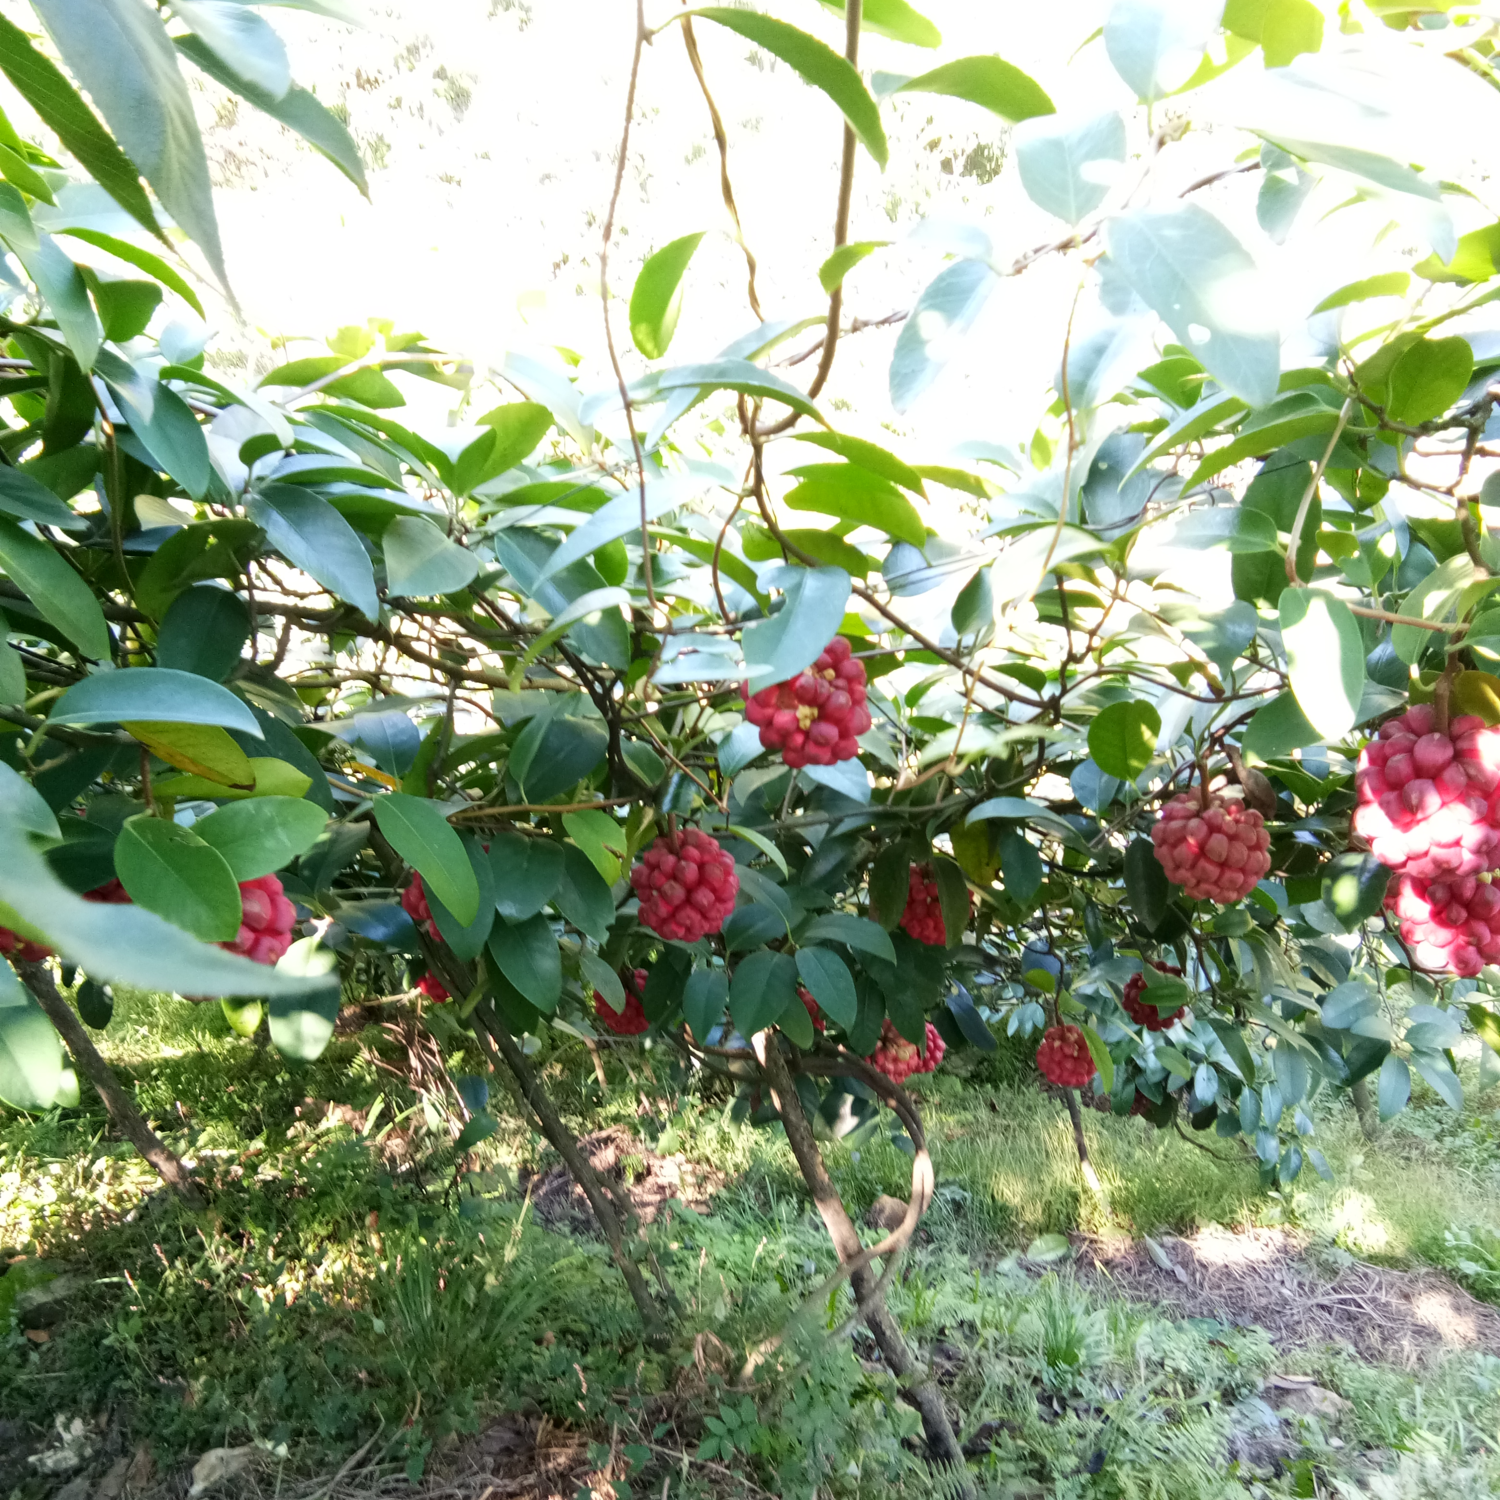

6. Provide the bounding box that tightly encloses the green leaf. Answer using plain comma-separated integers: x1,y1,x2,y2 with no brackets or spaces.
1260,0,1322,65
95,349,212,499
427,835,496,962
55,228,205,316
0,763,59,842
152,757,310,803
791,432,926,495
267,938,341,1059
1087,699,1161,781
1124,836,1170,932
1409,1050,1463,1110
126,721,254,787
932,856,970,950
89,275,161,343
683,966,729,1043
1392,553,1473,665
1386,337,1472,425
34,0,224,282
156,586,250,681
783,465,927,546
77,978,114,1030
552,843,614,943
51,668,260,735
1081,1024,1114,1092
895,55,1054,121
562,808,627,884
1241,690,1320,763
452,400,552,495
867,844,910,932
629,232,706,360
1155,1043,1194,1079
1377,1052,1410,1120
0,140,52,203
193,797,327,881
487,830,564,922
0,12,161,239
1170,504,1281,552
742,566,851,695
997,827,1042,904
371,793,479,926
818,0,940,47
114,813,242,941
0,521,108,661
795,946,857,1029
818,240,889,294
631,358,825,425
688,9,888,166
1279,587,1364,740
743,523,872,576
802,911,896,962
382,515,480,598
1104,0,1222,100
1185,395,1340,488
729,948,799,1038
0,973,65,1110
1013,109,1125,226
486,913,561,1012
581,951,623,1013
1468,1003,1500,1054
1207,1017,1256,1084
172,1,289,99
726,824,788,877
0,470,80,536
172,33,366,196
889,260,998,414
247,483,379,619
1311,271,1409,313
1106,204,1278,407
15,231,100,371
1321,851,1389,933
1415,221,1500,285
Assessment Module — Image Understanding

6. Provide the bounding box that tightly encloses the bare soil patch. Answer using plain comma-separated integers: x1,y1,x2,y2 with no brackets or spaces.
1080,1224,1500,1364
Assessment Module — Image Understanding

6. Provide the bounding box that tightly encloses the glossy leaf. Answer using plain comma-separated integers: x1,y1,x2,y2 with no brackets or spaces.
818,0,940,46
1124,836,1170,931
152,757,311,802
741,566,851,694
0,466,85,532
127,722,255,788
791,431,926,494
1014,110,1125,226
1087,699,1161,781
795,946,857,1029
96,349,212,498
173,1,290,99
552,843,614,943
1279,587,1364,741
683,966,729,1043
488,830,565,923
56,228,205,316
371,793,479,926
630,232,705,360
114,814,242,942
1104,0,1224,101
193,797,328,881
383,515,481,597
819,240,889,294
453,401,552,494
0,976,65,1111
51,668,261,735
689,10,888,166
895,55,1054,121
1377,1052,1410,1121
1386,337,1472,425
1241,690,1320,762
0,518,110,659
486,913,561,1012
16,232,100,371
890,260,998,413
784,465,927,546
248,484,379,620
729,948,800,1038
156,586,250,681
34,0,224,282
427,836,497,962
267,939,342,1059
801,911,897,963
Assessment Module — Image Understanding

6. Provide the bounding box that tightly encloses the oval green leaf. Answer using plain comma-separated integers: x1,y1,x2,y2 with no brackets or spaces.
51,668,262,736
372,793,479,926
630,231,706,360
114,814,243,942
1087,699,1161,781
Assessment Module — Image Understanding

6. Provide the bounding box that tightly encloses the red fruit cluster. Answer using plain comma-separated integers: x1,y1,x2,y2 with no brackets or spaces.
1354,707,1500,880
401,874,437,940
1152,792,1271,902
743,635,871,769
1121,961,1185,1032
416,972,450,1003
221,874,297,966
868,1018,945,1085
595,968,650,1036
796,985,826,1033
898,863,973,946
631,829,738,942
1036,1024,1096,1087
0,926,49,963
1386,872,1500,977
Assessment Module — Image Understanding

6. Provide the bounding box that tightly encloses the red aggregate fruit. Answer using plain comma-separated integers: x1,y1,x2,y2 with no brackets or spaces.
1121,961,1186,1031
221,873,297,966
796,985,826,1033
899,863,970,946
595,967,650,1036
1036,1024,1097,1088
743,634,871,769
84,878,131,904
1354,706,1500,879
401,874,438,940
0,926,49,962
417,971,450,1003
1385,872,1500,977
1151,792,1271,902
868,1018,944,1085
630,828,739,942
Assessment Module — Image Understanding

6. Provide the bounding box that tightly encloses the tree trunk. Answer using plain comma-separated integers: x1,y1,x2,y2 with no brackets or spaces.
19,960,204,1204
1351,1076,1381,1141
1064,1088,1111,1213
755,1034,972,1491
472,1002,669,1347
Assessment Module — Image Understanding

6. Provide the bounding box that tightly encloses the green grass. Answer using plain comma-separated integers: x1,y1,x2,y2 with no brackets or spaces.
4,997,1500,1498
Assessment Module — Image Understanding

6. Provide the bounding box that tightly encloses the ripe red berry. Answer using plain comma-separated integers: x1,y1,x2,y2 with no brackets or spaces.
795,985,826,1033
630,828,739,942
1121,961,1185,1031
221,873,298,966
1151,791,1271,903
417,971,450,1003
1036,1024,1096,1088
1385,871,1500,977
595,968,650,1036
401,874,437,939
898,862,970,946
83,879,131,904
0,926,50,962
1354,706,1500,880
868,1018,944,1085
742,634,872,769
